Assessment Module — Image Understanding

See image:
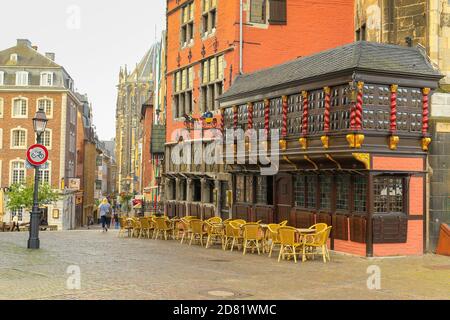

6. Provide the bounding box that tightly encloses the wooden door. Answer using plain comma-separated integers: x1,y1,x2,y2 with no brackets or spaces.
275,175,293,223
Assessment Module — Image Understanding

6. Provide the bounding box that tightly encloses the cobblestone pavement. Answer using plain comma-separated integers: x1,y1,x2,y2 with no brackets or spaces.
0,229,449,300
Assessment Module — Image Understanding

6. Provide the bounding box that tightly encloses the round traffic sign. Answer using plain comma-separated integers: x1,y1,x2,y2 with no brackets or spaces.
26,144,49,166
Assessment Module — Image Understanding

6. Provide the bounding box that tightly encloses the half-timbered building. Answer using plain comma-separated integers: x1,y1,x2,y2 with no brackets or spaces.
218,41,443,257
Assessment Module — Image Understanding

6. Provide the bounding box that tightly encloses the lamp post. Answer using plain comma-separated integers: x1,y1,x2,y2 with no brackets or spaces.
28,107,48,250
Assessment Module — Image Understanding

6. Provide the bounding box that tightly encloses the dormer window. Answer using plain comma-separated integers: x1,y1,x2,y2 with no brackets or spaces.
15,71,29,86
10,54,18,62
40,72,54,86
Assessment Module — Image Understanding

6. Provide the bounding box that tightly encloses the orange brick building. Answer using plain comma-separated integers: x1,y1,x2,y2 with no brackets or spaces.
163,0,354,219
0,39,81,230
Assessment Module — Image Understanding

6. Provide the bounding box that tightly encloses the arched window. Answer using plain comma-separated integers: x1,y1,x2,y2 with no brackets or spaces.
12,98,28,118
11,128,27,148
11,161,26,185
37,98,53,117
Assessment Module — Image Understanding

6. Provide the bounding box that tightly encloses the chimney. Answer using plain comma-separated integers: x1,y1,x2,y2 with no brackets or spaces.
17,39,31,47
45,53,55,61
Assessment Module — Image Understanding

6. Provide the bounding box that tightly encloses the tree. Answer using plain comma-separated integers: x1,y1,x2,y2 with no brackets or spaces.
6,182,60,211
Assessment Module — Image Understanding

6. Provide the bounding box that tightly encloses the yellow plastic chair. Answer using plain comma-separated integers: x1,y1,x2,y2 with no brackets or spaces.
118,217,133,238
206,217,223,224
130,218,141,238
278,226,302,263
153,217,174,240
309,223,328,233
242,223,264,255
179,218,194,244
279,220,288,227
228,221,244,252
222,221,234,250
189,219,207,246
232,219,246,226
139,218,152,239
302,226,332,263
266,224,282,258
205,221,223,248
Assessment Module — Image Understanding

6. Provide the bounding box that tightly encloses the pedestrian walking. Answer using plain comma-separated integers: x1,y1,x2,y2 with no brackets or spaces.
10,214,20,232
98,198,112,232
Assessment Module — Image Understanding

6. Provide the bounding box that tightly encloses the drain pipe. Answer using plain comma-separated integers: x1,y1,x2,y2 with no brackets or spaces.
239,0,243,74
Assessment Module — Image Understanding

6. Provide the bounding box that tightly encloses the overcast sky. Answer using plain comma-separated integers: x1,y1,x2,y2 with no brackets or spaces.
0,0,166,141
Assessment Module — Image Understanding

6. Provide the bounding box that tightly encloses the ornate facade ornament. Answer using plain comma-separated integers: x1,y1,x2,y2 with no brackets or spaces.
176,52,181,67
279,139,287,151
299,137,307,150
389,135,400,150
346,133,365,149
421,137,432,151
201,44,206,57
321,135,329,149
352,153,371,170
213,37,219,52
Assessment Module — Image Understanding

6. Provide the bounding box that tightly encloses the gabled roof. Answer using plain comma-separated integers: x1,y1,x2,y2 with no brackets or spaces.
129,43,159,82
219,41,442,101
0,44,60,68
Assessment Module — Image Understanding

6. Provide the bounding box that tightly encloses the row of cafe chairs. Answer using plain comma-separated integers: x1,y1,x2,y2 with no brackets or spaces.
118,215,332,264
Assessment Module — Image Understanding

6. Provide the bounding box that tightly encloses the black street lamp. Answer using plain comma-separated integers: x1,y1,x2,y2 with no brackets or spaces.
28,106,48,250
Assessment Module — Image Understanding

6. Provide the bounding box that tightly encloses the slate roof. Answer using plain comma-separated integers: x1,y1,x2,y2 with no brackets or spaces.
0,43,60,68
219,41,442,101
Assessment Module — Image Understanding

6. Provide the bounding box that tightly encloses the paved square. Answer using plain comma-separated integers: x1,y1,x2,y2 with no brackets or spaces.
0,230,449,300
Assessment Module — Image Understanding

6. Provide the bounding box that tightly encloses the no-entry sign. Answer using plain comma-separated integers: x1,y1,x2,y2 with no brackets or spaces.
26,144,49,167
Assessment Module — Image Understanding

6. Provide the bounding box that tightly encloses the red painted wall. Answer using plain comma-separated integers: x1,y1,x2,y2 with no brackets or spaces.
166,0,355,142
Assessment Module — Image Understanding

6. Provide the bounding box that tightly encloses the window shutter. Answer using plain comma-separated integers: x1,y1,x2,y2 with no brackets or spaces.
332,214,349,240
373,215,408,244
269,0,287,25
350,216,367,243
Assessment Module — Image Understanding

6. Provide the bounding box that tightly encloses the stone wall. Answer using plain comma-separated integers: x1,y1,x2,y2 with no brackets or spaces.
429,92,450,251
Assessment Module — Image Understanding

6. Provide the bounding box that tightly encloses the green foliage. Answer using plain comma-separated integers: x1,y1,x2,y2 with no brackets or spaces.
119,192,133,213
6,182,60,211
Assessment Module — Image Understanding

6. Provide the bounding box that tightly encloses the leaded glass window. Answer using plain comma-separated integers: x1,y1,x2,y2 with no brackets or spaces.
374,177,404,213
354,176,367,213
236,175,245,203
295,175,305,207
336,175,350,211
319,175,331,210
256,176,267,204
306,175,317,209
245,176,254,203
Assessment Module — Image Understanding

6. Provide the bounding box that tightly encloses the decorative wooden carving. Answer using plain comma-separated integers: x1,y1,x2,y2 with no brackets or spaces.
321,135,329,149
282,95,288,137
264,98,270,134
352,153,371,170
355,81,364,131
390,84,398,133
422,87,430,135
233,105,238,129
247,102,253,129
301,91,308,136
324,86,331,132
299,137,307,150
